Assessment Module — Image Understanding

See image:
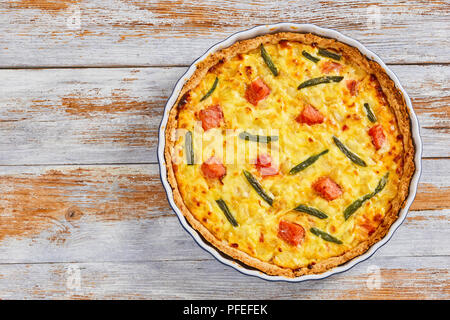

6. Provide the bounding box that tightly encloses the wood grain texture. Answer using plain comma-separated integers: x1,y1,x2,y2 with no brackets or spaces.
0,256,448,299
0,0,448,300
0,160,447,265
0,208,448,265
0,65,448,166
1,0,449,67
0,67,180,165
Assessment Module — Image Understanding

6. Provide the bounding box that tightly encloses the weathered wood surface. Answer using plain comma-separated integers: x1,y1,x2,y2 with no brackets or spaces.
0,160,448,299
0,161,447,263
0,64,448,166
0,256,448,299
0,0,449,67
0,0,448,300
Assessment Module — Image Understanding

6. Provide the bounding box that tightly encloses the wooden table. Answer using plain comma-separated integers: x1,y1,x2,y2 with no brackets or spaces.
0,0,448,299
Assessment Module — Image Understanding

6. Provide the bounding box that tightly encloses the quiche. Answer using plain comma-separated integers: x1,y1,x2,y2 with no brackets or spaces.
164,32,415,277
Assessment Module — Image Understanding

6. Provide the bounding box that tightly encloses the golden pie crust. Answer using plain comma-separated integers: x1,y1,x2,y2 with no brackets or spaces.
164,32,415,277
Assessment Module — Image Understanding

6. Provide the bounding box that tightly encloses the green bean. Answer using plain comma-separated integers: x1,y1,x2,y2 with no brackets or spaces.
261,44,279,76
332,136,367,167
200,77,218,101
344,173,389,220
238,131,278,143
298,76,343,89
243,170,273,206
294,204,328,219
216,199,239,227
185,131,194,165
289,150,328,175
302,50,320,63
318,48,341,61
310,227,342,244
364,103,377,123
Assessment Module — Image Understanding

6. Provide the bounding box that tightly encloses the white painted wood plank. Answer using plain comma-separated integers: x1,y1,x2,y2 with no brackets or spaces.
390,65,450,129
0,65,447,166
0,160,447,265
0,209,447,265
0,67,184,165
0,0,449,67
0,256,448,299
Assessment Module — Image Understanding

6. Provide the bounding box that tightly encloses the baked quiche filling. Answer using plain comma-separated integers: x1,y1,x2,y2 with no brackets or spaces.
169,38,406,272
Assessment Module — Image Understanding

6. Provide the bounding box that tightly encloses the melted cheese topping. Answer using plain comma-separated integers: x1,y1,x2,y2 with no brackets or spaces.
172,41,403,269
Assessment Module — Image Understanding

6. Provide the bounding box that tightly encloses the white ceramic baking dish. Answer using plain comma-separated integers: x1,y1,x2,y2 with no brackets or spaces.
158,23,422,282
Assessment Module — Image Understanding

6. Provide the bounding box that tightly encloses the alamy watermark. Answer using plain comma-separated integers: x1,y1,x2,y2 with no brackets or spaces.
366,5,381,30
366,264,382,289
66,264,82,292
66,5,81,30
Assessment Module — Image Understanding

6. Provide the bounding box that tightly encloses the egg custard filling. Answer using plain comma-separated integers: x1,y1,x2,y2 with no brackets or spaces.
165,33,415,277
